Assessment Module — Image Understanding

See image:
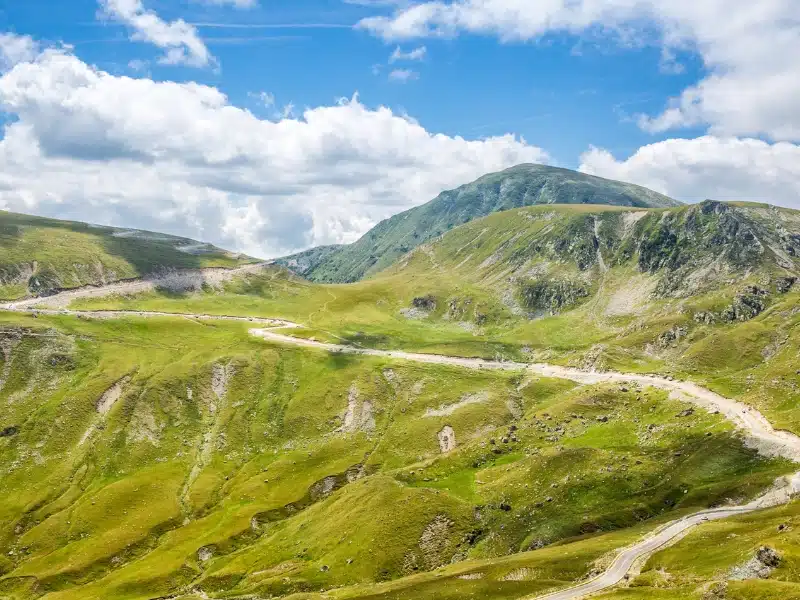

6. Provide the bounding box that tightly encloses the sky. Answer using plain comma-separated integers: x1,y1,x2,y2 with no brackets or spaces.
0,0,798,259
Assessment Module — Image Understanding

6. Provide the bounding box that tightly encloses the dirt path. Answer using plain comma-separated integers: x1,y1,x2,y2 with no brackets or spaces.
532,472,800,600
3,285,800,599
2,263,269,310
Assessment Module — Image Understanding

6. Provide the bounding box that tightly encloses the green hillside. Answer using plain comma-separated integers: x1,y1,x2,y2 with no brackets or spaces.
0,211,257,301
275,164,681,282
3,201,800,600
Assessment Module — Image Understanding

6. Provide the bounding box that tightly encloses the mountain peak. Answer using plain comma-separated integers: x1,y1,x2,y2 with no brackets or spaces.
277,164,680,282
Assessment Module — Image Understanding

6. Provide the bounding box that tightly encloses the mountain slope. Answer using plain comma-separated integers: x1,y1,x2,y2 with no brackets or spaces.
0,211,257,301
4,201,800,600
275,164,681,282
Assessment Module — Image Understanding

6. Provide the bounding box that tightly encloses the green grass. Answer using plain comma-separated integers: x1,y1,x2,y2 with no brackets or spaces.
2,201,799,599
0,310,792,599
0,210,254,301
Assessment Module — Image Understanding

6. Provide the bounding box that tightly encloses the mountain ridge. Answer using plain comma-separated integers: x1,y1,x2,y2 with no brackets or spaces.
0,210,257,301
275,163,681,283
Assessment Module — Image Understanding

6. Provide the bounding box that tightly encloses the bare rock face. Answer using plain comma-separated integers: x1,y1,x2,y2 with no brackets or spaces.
338,384,376,434
402,515,457,574
438,426,456,453
197,546,214,562
756,546,782,568
729,546,781,580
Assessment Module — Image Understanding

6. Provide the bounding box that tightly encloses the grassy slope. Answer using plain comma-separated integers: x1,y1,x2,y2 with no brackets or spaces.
0,312,789,600
275,164,680,283
73,202,800,429
0,210,255,301
5,201,800,599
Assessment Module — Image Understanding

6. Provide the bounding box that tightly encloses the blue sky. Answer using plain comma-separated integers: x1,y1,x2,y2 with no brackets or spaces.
1,0,707,163
0,0,797,257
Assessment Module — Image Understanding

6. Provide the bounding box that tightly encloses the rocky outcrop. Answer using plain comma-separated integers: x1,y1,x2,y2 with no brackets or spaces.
729,546,781,580
518,278,590,315
438,426,456,453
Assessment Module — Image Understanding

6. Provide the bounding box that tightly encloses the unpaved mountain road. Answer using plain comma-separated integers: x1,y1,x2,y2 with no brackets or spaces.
1,262,269,311
3,287,800,600
532,472,800,600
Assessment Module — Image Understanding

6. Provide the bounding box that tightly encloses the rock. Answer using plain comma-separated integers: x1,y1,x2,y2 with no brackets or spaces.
197,547,214,562
677,408,695,417
596,415,609,423
757,546,781,568
694,311,716,325
518,278,590,315
729,546,781,580
438,426,457,453
411,295,437,311
320,565,330,572
702,582,727,599
721,286,770,322
775,277,797,293
657,326,688,348
0,426,19,438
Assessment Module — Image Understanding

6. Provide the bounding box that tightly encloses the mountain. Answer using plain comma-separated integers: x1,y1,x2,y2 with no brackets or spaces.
0,210,257,301
384,200,799,312
2,201,800,600
275,164,681,282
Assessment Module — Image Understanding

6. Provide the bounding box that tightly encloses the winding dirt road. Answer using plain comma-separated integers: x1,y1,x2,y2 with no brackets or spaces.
3,286,800,600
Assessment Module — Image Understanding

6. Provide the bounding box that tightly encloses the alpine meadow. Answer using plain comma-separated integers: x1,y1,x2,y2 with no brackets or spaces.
2,163,800,600
2,2,800,598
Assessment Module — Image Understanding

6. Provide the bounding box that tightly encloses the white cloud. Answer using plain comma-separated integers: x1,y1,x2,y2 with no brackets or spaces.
579,136,800,208
0,47,546,258
0,33,39,71
358,0,800,142
388,68,418,83
251,91,275,107
389,45,427,63
99,0,214,68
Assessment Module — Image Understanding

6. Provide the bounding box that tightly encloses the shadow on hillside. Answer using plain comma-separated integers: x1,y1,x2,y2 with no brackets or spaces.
325,350,360,370
0,209,211,273
341,332,391,347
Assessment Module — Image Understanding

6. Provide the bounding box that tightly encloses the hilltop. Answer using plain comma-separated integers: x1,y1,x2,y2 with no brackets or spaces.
275,164,681,283
0,210,257,301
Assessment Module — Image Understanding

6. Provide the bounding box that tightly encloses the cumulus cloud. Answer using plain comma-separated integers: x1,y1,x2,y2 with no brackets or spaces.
579,137,800,208
389,45,427,63
0,33,39,71
0,47,546,258
99,0,214,67
358,0,800,142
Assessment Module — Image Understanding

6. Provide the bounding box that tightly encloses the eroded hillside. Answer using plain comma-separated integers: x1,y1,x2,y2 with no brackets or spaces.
2,201,800,600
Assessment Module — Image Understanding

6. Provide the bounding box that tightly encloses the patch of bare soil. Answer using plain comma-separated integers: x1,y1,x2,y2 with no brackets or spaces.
338,384,376,433
425,391,488,417
96,376,131,415
438,425,456,453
